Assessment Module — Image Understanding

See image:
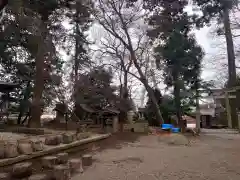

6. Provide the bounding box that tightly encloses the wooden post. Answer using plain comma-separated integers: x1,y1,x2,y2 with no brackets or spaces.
225,91,232,128
195,85,201,134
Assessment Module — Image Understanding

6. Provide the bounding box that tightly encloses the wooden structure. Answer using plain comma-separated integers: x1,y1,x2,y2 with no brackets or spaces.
0,81,19,123
100,107,120,132
74,104,95,121
54,103,67,122
199,87,240,129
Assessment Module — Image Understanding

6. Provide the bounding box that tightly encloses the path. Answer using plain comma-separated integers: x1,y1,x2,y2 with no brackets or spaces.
72,130,240,180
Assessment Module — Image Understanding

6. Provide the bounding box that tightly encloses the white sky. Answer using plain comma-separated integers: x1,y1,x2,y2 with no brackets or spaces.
195,27,217,80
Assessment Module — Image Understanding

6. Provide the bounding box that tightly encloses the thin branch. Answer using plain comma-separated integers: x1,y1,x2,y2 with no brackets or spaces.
101,63,141,80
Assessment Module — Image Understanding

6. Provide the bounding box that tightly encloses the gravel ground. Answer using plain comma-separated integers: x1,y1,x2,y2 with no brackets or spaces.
72,130,240,180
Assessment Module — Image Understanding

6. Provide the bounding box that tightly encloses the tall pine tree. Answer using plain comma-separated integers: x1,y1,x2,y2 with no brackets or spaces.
193,0,239,128
147,1,204,126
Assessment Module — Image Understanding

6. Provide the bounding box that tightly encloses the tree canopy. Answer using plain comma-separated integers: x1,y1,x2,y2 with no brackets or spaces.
0,0,233,128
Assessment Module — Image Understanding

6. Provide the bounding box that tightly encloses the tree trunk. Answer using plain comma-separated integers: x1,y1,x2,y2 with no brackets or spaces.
18,81,31,124
195,79,201,133
130,52,164,124
119,70,129,131
172,68,182,126
29,19,47,128
73,4,81,109
173,80,181,125
223,7,238,128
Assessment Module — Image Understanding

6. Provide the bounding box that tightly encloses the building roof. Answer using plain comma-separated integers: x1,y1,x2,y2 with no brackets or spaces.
0,81,19,92
102,107,120,114
79,104,95,113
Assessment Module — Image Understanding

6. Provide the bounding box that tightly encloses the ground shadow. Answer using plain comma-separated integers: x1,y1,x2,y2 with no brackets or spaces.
94,132,146,152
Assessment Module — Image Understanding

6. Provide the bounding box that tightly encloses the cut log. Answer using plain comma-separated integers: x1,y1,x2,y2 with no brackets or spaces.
28,174,49,180
0,172,10,180
82,154,92,166
12,162,32,178
18,142,33,155
31,140,44,151
4,141,19,158
68,158,83,173
57,152,68,164
42,156,57,169
45,136,60,146
62,134,73,144
53,165,71,180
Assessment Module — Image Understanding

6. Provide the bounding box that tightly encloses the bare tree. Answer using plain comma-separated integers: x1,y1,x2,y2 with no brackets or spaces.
94,0,164,123
97,35,132,99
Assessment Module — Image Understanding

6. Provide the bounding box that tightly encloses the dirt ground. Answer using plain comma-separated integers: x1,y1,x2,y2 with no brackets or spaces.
72,129,240,180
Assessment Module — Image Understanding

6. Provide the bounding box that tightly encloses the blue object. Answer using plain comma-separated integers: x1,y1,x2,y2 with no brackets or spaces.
172,127,180,133
162,124,173,130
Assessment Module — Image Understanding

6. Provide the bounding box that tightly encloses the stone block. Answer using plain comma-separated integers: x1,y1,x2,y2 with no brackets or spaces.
31,140,44,152
53,165,71,180
82,154,92,166
56,134,63,144
62,134,73,144
18,142,33,155
4,141,19,158
12,162,32,179
68,158,83,173
45,136,60,146
56,152,68,164
42,156,57,169
0,172,10,180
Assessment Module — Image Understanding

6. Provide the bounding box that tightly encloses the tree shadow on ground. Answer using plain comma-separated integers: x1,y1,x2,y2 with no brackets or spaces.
94,132,146,152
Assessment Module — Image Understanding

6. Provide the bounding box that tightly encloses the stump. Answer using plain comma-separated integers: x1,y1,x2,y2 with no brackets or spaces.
4,141,19,158
57,152,68,164
12,162,32,178
31,140,44,151
82,154,92,166
68,158,83,173
18,142,33,155
53,165,71,180
28,174,49,180
45,136,60,146
0,172,10,180
42,156,57,169
62,134,73,144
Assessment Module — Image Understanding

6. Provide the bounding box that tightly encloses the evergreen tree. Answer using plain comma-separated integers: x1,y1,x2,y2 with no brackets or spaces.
65,0,93,106
75,67,132,119
0,0,65,126
146,1,204,125
194,0,239,127
145,88,162,126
